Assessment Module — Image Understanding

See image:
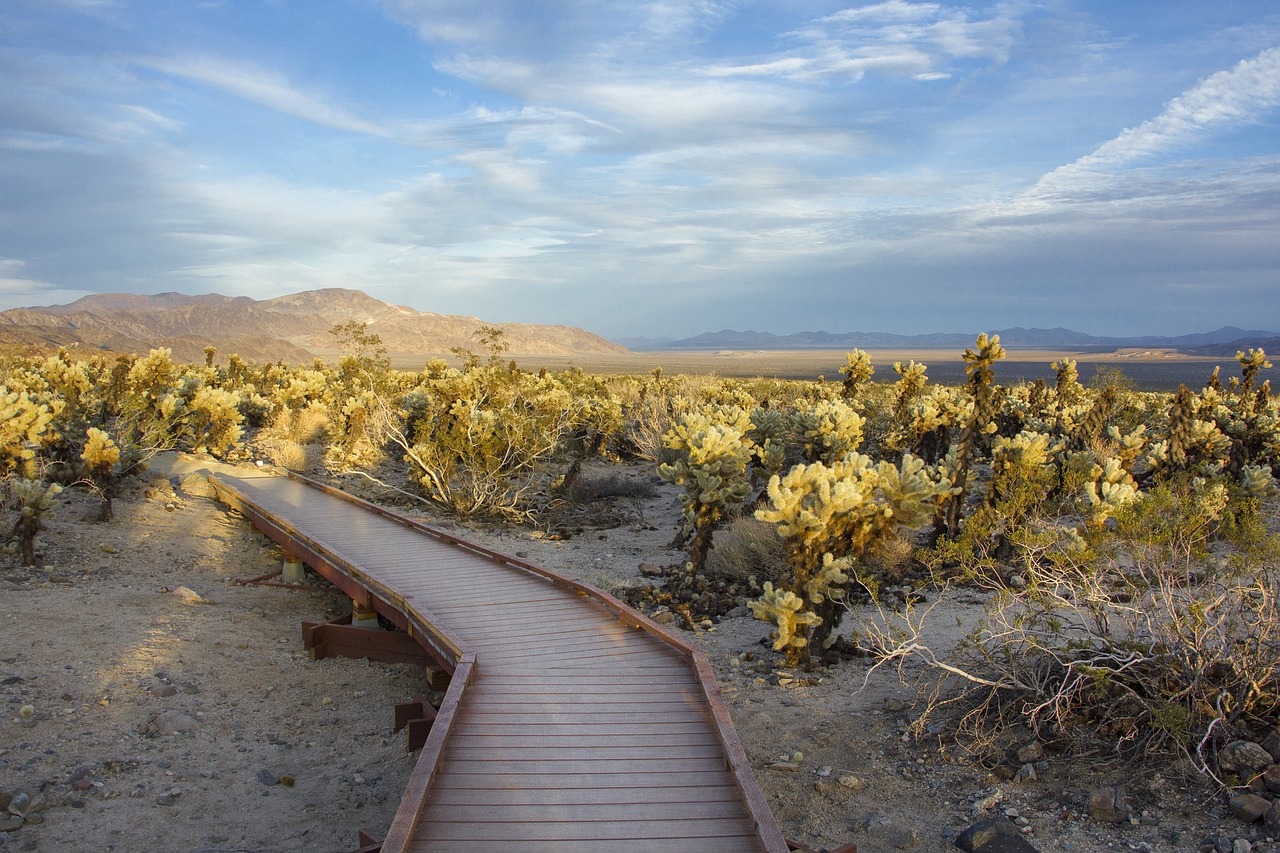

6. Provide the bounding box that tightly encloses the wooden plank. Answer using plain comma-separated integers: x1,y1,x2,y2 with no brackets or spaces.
414,816,757,842
434,757,730,775
424,799,752,823
429,770,738,790
448,732,719,749
408,836,760,853
441,744,726,762
425,784,743,806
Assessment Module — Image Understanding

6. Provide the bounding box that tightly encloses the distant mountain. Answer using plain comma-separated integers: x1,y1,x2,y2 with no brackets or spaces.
629,326,1280,353
0,288,627,364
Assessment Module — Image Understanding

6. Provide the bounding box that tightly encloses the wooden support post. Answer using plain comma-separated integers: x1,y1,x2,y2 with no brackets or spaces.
351,598,380,630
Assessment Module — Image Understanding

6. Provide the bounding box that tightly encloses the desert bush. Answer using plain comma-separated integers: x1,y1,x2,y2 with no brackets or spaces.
863,483,1280,771
704,516,787,585
80,427,121,521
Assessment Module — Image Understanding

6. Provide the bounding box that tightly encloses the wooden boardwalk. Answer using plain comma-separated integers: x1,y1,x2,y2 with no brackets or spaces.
208,468,789,853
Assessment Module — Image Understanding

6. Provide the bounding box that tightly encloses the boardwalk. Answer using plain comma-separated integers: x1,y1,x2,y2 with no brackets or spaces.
208,468,789,853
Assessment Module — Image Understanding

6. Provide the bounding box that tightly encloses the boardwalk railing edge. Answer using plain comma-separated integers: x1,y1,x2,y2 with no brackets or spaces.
208,468,789,853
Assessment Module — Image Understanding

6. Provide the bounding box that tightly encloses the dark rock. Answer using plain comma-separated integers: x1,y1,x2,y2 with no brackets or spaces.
1229,793,1271,822
1263,764,1280,793
1265,800,1280,836
1219,741,1273,777
954,816,1041,852
1015,742,1044,763
1088,786,1130,823
1260,729,1280,762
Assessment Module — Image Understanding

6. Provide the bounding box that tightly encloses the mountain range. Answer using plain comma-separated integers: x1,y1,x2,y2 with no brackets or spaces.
619,326,1280,356
0,289,626,364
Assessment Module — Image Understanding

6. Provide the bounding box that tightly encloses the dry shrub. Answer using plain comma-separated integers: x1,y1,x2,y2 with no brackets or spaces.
705,516,787,585
863,532,916,583
260,439,319,472
561,471,658,504
274,405,330,444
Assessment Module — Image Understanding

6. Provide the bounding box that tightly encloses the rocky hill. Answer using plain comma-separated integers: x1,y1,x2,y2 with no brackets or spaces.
0,289,627,364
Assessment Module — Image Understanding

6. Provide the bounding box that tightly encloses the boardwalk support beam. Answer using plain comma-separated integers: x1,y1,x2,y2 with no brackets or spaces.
302,615,449,689
393,696,438,752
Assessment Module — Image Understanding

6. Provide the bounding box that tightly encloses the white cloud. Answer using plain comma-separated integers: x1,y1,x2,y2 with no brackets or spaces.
137,55,387,137
1031,45,1280,197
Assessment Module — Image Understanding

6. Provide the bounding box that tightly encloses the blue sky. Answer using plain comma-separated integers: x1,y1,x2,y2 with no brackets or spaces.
2,0,1279,341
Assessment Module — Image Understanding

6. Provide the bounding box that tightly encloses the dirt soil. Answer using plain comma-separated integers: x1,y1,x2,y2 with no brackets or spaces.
0,455,1267,853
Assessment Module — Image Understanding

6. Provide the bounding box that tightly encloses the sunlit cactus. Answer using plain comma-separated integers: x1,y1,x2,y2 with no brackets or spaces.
1083,457,1142,528
658,408,755,575
0,388,56,477
753,452,954,664
81,427,121,521
838,349,875,399
790,399,865,464
6,478,62,566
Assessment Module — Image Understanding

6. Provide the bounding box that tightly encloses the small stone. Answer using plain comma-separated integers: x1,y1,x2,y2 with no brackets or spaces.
975,789,1003,812
1234,839,1253,853
815,766,832,777
1229,793,1271,822
256,769,279,786
1088,786,1129,823
0,816,23,832
889,827,921,849
1262,764,1280,793
1219,741,1274,777
100,544,119,554
836,773,865,791
7,789,32,817
1014,763,1038,783
638,563,664,577
768,761,801,772
651,611,677,625
146,710,199,736
150,684,179,698
1015,742,1044,763
169,586,208,605
954,816,1041,852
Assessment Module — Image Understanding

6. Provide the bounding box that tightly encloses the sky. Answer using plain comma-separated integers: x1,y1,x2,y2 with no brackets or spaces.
2,1,1279,341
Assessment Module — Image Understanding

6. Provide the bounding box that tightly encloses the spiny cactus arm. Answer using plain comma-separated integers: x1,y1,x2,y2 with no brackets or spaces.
748,582,824,652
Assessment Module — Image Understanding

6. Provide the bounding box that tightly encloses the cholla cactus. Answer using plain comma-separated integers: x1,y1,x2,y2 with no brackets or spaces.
1052,358,1082,410
753,453,954,663
891,360,929,418
791,399,865,464
839,349,875,398
1084,457,1142,528
6,478,62,566
0,389,56,477
659,408,754,575
81,427,121,521
1240,464,1279,500
748,583,823,654
187,386,244,457
940,333,1005,538
747,407,788,488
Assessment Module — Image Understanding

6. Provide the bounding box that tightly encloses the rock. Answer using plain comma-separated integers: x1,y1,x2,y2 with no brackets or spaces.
257,769,280,786
150,684,179,698
650,611,676,625
836,773,866,792
169,586,209,605
178,472,216,498
768,761,801,772
954,816,1042,852
1088,786,1130,823
146,710,199,736
1265,800,1280,836
100,543,119,554
889,826,922,849
1229,793,1271,822
1263,764,1280,793
638,563,664,577
1260,729,1280,762
1015,742,1044,763
723,605,751,619
1219,741,1273,777
1014,763,1038,783
0,815,22,832
1234,839,1253,853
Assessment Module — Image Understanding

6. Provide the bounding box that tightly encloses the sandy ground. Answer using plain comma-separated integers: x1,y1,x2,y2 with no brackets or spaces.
0,456,1264,853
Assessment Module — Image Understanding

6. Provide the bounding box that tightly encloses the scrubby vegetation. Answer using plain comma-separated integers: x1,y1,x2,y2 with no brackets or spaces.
2,331,1277,790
